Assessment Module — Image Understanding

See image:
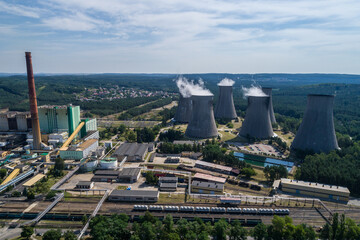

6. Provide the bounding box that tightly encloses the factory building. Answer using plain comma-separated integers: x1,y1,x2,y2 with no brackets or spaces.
159,176,178,192
98,158,118,169
239,96,274,139
92,170,120,182
76,181,94,189
280,178,350,202
118,168,141,183
191,180,224,194
291,94,339,153
0,112,31,132
214,85,237,119
108,190,159,202
195,160,232,175
193,173,226,184
38,105,81,135
185,94,218,139
59,139,98,160
174,95,193,123
113,142,153,162
81,118,98,138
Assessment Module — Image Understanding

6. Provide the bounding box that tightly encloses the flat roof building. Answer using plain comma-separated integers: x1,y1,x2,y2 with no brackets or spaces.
118,168,141,183
193,173,226,184
108,190,159,202
113,143,152,162
91,170,120,182
60,139,98,160
191,180,224,194
23,174,45,187
195,160,232,174
280,178,350,202
76,181,94,189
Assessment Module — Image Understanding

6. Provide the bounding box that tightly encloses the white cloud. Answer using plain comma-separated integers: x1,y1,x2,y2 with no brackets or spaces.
0,1,42,18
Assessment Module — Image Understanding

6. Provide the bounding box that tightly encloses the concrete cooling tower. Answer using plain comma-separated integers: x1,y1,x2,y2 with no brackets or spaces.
239,96,274,139
262,87,276,123
291,94,339,153
214,85,237,119
185,95,218,138
174,94,192,123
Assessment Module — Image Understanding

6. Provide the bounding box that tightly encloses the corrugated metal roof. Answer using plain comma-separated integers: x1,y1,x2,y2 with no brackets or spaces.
193,173,226,184
195,160,232,172
23,174,45,187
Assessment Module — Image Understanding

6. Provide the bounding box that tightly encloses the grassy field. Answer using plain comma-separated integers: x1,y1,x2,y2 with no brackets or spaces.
134,101,177,121
274,130,295,147
98,120,161,128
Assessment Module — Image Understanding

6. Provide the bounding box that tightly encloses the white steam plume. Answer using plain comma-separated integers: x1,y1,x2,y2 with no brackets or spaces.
176,76,213,97
242,85,268,99
218,78,235,86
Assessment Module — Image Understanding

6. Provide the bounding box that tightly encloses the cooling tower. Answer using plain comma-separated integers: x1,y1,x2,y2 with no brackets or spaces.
291,94,339,153
25,52,42,150
262,87,276,123
174,94,192,123
239,96,274,139
214,85,237,119
185,95,218,138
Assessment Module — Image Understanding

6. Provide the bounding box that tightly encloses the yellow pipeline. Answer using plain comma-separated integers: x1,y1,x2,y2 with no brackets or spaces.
1,168,20,185
57,121,85,154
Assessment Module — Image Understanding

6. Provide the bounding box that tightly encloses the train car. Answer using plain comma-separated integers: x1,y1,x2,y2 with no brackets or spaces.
148,205,163,211
243,208,258,214
133,205,149,211
180,206,195,212
164,206,179,212
258,208,274,215
274,209,290,215
211,207,226,214
227,207,242,214
195,206,210,213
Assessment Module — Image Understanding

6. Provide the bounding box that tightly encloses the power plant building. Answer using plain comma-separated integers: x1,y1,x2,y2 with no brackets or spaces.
38,105,81,135
185,95,218,139
0,112,31,131
291,94,339,153
59,139,98,160
174,95,192,123
262,88,276,123
239,96,274,139
214,85,237,119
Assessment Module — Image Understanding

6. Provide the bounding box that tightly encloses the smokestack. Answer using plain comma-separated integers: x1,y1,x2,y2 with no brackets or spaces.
239,96,274,139
262,87,276,123
185,94,218,138
214,85,237,119
291,94,339,153
25,52,42,150
174,94,192,123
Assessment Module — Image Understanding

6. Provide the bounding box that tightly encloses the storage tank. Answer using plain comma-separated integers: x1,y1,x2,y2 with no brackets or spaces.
261,88,276,123
239,96,274,139
98,158,118,169
185,94,218,138
291,94,339,153
81,159,98,172
214,85,237,119
174,94,192,123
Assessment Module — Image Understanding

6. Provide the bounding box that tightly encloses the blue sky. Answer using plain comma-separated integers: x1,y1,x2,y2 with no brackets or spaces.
0,0,359,74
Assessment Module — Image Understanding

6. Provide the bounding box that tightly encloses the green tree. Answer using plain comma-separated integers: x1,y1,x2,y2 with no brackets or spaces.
145,172,158,185
27,189,35,200
52,157,65,177
213,219,228,240
320,223,332,240
43,229,62,240
163,214,174,233
63,230,77,240
21,226,34,239
46,190,57,200
229,220,247,240
253,223,268,240
139,221,156,240
0,168,7,179
241,167,257,179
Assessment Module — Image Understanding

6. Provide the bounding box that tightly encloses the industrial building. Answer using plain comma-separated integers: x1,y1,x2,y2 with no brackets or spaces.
261,88,276,123
22,174,45,188
191,180,224,194
174,95,192,123
214,85,237,119
76,181,94,189
118,168,141,183
239,96,274,139
280,178,350,202
159,176,178,191
0,112,31,132
193,173,226,184
291,94,339,153
91,170,120,182
113,142,153,162
108,190,159,202
98,158,118,169
195,160,232,175
185,94,218,139
60,139,98,160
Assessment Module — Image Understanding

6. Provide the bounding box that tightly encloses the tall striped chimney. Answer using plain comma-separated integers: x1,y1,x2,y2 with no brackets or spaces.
25,52,42,150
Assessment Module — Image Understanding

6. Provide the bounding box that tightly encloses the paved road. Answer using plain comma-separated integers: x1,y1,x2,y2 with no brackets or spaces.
0,227,21,240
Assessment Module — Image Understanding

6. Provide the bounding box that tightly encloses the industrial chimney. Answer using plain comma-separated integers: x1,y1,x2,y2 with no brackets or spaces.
214,85,237,119
185,94,218,138
291,94,339,153
25,52,42,150
174,94,192,123
261,87,276,123
239,96,274,139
